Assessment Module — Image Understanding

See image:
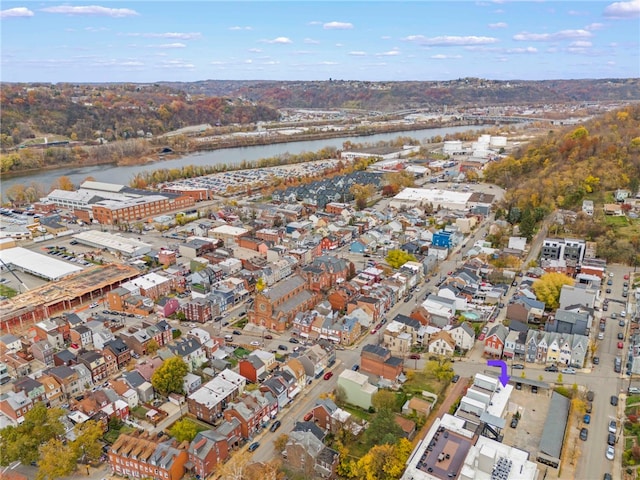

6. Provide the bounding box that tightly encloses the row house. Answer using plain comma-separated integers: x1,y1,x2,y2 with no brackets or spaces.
104,338,131,370
262,258,294,286
46,365,83,400
38,374,64,407
0,390,33,425
483,324,508,358
181,298,212,323
284,430,340,479
0,352,32,378
259,376,289,410
70,324,93,349
503,330,528,359
13,376,46,404
157,297,180,318
223,390,277,439
77,351,108,382
448,322,476,352
506,297,546,324
32,320,64,349
428,331,456,356
327,283,359,311
0,334,23,354
31,340,54,367
187,430,230,480
168,337,207,372
250,275,320,331
360,344,403,382
102,347,118,377
525,330,588,367
187,369,246,425
108,431,188,480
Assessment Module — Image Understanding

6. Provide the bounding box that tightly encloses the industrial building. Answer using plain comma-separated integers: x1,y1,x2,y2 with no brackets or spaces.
389,188,473,211
72,231,152,257
0,247,83,281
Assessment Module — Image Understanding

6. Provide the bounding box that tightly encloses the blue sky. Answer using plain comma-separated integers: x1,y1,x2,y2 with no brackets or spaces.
1,1,639,82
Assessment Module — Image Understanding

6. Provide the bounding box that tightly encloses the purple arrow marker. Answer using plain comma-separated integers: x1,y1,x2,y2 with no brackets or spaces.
487,359,510,387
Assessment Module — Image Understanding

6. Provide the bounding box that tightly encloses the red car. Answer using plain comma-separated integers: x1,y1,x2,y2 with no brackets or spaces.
304,412,313,421
624,274,630,280
618,342,624,349
323,371,333,380
409,354,421,360
370,328,378,335
70,343,79,349
264,334,273,340
478,333,486,341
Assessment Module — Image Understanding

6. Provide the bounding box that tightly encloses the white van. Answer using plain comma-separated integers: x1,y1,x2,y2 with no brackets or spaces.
224,334,233,342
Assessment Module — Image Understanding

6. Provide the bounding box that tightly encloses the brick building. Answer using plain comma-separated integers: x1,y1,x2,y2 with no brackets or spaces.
92,195,194,226
360,344,404,381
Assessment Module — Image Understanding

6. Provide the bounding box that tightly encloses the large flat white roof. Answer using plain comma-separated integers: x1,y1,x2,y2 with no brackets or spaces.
72,230,151,256
0,247,82,280
393,187,472,204
210,225,249,236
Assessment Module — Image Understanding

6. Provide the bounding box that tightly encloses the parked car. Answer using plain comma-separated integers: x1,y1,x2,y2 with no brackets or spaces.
611,395,619,406
352,364,359,371
232,330,241,335
452,375,460,383
562,367,576,374
70,343,79,349
269,420,281,432
621,310,627,317
607,433,616,447
618,342,624,349
510,417,519,428
609,420,617,434
606,445,615,460
248,442,260,452
579,428,588,441
512,364,525,370
606,288,612,294
545,365,559,372
264,334,273,340
593,356,600,365
629,387,640,394
323,371,334,380
289,337,300,344
619,319,626,327
583,414,591,424
250,341,260,346
587,391,595,402
618,332,624,340
277,345,288,351
303,412,313,421
409,354,421,360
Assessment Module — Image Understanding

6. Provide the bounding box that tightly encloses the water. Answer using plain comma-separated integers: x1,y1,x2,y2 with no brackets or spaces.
1,125,487,196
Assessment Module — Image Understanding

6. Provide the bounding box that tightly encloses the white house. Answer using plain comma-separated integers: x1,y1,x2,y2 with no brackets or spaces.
448,322,475,352
427,331,456,356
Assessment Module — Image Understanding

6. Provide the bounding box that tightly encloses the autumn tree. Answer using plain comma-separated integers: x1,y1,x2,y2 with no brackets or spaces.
364,407,403,447
146,338,160,356
350,183,376,210
51,175,74,191
372,390,398,412
384,171,415,191
151,357,188,396
355,438,413,480
424,358,455,383
256,277,266,292
532,272,574,310
36,439,77,480
216,449,251,480
273,433,289,453
385,249,417,269
0,403,65,466
71,420,104,464
169,418,199,442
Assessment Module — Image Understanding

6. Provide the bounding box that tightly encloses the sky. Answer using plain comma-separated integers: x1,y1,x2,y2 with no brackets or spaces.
1,1,639,83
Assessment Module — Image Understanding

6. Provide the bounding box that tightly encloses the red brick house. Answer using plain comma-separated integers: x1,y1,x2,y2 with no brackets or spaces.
484,324,508,358
360,344,404,381
188,430,230,479
319,235,340,252
327,284,359,312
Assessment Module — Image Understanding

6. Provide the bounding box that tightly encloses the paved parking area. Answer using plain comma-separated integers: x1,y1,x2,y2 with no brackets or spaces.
502,383,553,455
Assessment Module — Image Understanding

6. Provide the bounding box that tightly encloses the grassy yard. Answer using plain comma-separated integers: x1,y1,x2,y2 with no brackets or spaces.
0,285,18,298
104,424,134,445
131,405,149,420
340,404,373,422
626,395,640,407
233,347,250,358
403,369,446,396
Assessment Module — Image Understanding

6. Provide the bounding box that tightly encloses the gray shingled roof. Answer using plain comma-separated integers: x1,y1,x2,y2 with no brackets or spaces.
264,275,306,301
539,391,570,459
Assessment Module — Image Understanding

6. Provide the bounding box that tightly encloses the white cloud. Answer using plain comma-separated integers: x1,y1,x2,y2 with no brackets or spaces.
513,29,593,41
568,10,589,16
348,51,367,56
304,38,320,44
85,26,108,32
262,37,293,44
323,21,353,30
293,50,314,55
150,43,186,49
1,7,34,19
505,46,538,53
335,43,343,47
402,35,499,46
488,22,508,28
160,59,195,69
319,61,339,65
585,22,605,30
570,41,592,47
41,5,138,17
308,21,322,25
125,32,201,40
430,54,462,59
229,26,252,31
604,0,640,18
376,49,400,56
248,48,262,53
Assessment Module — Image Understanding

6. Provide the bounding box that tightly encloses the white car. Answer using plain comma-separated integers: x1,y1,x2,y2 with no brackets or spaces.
606,445,615,460
250,341,260,346
621,310,627,318
90,302,99,308
561,367,576,374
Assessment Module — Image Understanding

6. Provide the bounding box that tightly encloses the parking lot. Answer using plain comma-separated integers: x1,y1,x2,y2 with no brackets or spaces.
502,383,553,456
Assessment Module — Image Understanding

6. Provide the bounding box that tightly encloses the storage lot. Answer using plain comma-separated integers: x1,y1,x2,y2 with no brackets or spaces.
502,383,553,455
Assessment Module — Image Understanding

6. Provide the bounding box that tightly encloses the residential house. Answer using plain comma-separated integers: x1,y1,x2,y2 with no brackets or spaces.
360,344,404,382
188,430,230,480
181,298,212,324
104,338,131,370
77,351,108,383
187,369,246,425
484,324,508,358
38,374,64,407
0,334,23,354
0,390,33,425
121,371,154,403
31,340,54,367
223,390,276,439
156,297,180,318
284,430,339,479
69,325,93,349
47,365,82,400
239,356,266,384
53,349,77,367
558,284,598,310
546,309,590,336
168,337,206,372
259,377,289,410
427,331,456,357
108,431,188,480
183,373,202,394
449,322,475,352
13,377,46,404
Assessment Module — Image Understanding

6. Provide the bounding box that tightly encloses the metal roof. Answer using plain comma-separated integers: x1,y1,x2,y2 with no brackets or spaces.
0,247,82,281
539,391,570,459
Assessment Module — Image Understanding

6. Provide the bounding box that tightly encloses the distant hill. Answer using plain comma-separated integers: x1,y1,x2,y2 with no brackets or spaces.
160,78,640,111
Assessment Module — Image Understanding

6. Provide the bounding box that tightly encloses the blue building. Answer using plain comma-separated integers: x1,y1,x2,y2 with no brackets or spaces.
432,230,453,248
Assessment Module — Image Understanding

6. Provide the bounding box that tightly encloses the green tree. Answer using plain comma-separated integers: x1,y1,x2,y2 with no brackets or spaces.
385,249,417,269
532,272,574,310
424,358,455,383
71,420,104,464
151,357,188,396
0,403,65,466
169,418,199,442
372,390,398,412
364,407,403,448
36,439,77,480
518,207,536,241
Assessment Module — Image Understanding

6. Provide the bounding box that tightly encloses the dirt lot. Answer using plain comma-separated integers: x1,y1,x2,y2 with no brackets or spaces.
502,383,553,456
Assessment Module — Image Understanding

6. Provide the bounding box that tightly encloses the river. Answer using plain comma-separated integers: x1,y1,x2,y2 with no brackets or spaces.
1,125,488,196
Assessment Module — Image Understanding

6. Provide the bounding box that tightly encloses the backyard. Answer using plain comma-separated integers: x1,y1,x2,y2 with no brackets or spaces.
623,395,640,471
